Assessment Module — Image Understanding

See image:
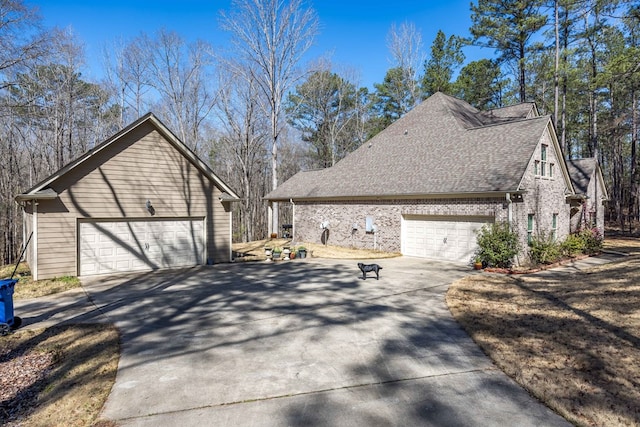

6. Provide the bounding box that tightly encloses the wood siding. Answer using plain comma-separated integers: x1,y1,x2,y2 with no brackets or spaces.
34,122,230,279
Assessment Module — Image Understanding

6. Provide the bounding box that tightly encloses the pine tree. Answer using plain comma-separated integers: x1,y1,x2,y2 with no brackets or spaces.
423,30,465,96
470,0,547,102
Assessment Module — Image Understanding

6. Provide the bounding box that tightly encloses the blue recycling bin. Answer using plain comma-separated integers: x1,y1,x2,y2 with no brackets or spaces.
0,279,17,327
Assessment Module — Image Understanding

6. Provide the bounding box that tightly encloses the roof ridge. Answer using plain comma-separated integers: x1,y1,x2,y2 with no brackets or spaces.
466,114,550,131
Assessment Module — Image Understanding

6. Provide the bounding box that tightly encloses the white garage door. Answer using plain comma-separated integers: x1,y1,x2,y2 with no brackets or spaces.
79,219,205,276
402,215,493,263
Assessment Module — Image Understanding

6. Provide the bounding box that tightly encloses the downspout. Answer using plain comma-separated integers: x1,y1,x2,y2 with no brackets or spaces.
22,204,26,261
506,192,518,265
290,199,295,242
32,201,38,281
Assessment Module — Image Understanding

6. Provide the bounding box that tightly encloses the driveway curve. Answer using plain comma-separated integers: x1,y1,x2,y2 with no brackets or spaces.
60,258,570,425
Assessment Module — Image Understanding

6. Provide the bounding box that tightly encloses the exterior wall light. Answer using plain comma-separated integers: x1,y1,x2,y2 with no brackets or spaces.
146,200,155,216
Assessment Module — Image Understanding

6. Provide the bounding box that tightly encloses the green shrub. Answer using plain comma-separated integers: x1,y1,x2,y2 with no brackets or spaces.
475,222,520,268
529,234,562,265
577,227,603,254
560,233,586,257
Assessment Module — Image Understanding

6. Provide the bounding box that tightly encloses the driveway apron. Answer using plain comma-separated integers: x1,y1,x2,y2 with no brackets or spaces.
74,258,568,426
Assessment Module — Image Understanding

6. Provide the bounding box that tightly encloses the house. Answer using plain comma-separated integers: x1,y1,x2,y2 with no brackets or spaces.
567,158,608,233
265,92,605,264
16,113,239,280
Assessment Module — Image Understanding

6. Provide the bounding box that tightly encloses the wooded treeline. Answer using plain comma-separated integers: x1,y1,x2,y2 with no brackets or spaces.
0,0,638,266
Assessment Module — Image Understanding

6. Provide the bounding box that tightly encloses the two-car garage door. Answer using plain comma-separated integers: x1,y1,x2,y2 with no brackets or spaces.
402,215,493,263
79,219,205,276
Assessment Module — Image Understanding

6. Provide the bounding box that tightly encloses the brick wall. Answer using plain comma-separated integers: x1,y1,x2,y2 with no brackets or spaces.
516,129,572,259
569,173,605,235
292,197,506,253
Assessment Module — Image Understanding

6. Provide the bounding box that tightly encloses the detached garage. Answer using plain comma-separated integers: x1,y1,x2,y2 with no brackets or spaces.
16,113,239,280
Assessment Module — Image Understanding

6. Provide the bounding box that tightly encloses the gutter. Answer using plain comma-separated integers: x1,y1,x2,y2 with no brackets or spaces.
506,192,513,228
265,190,527,203
15,188,59,202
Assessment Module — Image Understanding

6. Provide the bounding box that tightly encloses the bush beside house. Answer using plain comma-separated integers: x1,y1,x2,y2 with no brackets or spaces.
476,222,603,269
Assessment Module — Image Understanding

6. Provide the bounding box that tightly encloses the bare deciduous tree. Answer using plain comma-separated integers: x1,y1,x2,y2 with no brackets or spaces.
0,0,51,90
220,0,318,235
104,30,217,155
214,61,269,242
146,29,217,155
386,21,424,106
102,36,153,125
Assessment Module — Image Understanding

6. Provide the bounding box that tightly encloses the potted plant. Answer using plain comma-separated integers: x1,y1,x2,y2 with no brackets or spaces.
272,247,282,259
282,246,291,260
473,256,483,270
297,246,307,259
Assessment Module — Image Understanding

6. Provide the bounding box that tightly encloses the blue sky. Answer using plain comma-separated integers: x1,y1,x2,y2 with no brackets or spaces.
30,0,488,89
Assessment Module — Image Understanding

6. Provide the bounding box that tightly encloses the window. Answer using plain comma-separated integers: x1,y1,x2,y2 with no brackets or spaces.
534,160,540,175
541,145,547,176
552,213,558,241
549,163,554,178
528,214,535,245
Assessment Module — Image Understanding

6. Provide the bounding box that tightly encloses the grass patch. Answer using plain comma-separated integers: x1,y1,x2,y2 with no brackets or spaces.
0,324,120,427
0,262,81,300
446,236,640,426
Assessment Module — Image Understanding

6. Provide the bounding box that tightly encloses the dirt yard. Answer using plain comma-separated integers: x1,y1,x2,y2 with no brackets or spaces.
232,238,402,260
447,236,640,427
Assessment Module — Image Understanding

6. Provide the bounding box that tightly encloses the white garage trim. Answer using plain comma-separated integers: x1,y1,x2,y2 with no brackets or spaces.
79,218,205,276
402,215,494,264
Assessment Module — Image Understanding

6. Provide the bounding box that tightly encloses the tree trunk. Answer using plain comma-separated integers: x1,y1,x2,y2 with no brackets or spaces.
553,0,560,132
271,109,279,236
631,88,639,224
519,46,526,102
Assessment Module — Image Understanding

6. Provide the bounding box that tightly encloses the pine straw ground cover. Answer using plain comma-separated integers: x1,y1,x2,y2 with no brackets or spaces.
0,325,119,427
446,236,640,427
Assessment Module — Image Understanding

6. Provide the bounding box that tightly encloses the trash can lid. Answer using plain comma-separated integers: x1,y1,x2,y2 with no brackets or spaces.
0,279,18,288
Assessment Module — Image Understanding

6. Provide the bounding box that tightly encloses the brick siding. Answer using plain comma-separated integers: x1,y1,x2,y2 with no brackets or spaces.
293,197,506,253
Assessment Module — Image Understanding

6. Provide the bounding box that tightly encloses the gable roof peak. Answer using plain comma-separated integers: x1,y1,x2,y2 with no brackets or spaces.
16,112,240,201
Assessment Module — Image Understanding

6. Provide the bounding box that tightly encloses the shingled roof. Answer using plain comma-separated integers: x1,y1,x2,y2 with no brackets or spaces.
566,158,596,195
266,92,553,201
566,157,609,202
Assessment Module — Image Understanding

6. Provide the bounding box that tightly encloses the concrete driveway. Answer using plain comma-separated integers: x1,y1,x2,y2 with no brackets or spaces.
19,257,570,426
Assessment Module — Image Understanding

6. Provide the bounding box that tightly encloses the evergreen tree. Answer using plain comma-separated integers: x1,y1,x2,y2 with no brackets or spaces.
286,70,361,168
470,0,547,102
423,30,465,96
453,59,507,108
369,67,418,135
